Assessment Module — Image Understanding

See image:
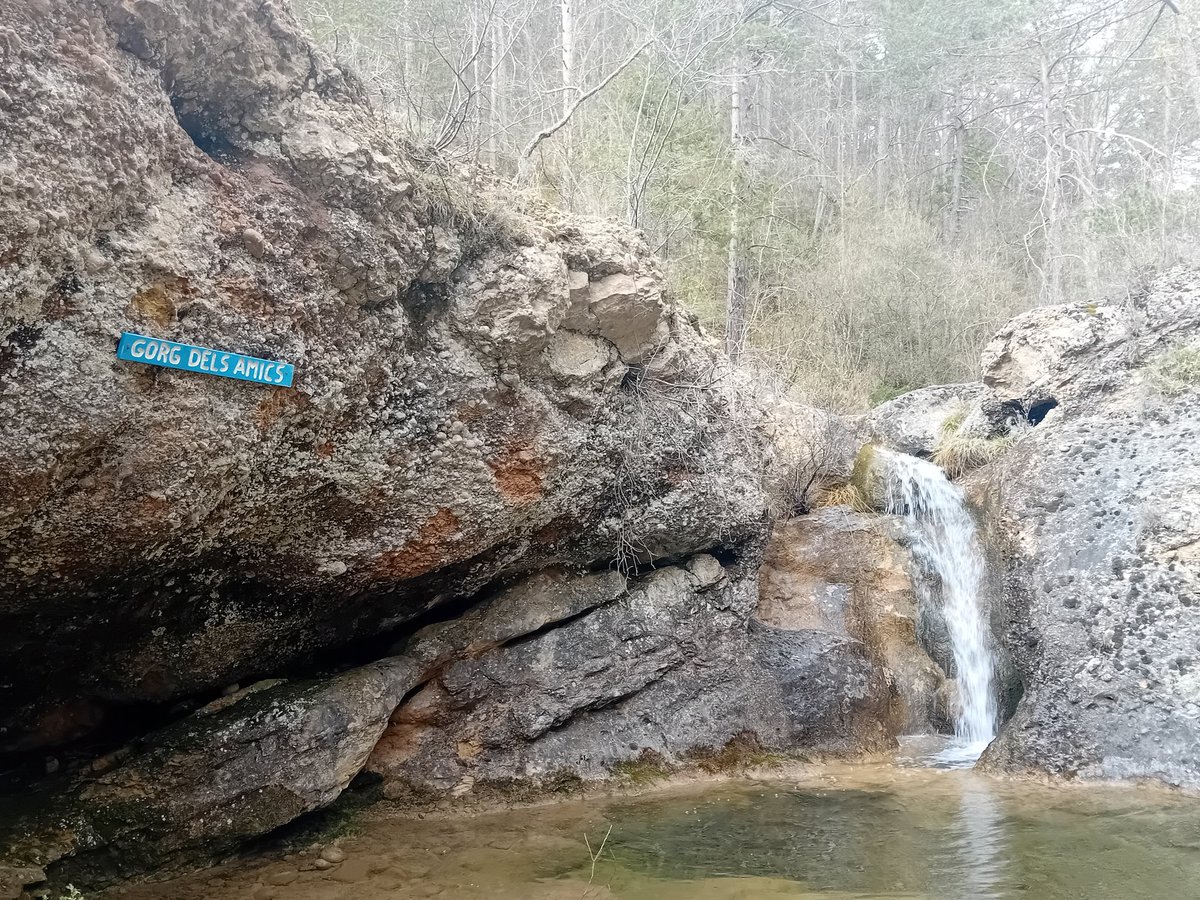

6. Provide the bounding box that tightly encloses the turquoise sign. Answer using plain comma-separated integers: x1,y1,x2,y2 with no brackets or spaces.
116,332,294,387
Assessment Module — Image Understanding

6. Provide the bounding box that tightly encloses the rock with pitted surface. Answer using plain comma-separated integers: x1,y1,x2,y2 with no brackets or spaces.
975,267,1200,788
0,0,775,753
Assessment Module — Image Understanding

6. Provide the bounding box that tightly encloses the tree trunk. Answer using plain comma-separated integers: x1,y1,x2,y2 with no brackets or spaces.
487,17,503,168
946,86,965,242
559,0,576,203
725,67,750,363
1039,45,1063,306
1175,8,1200,127
875,107,888,205
560,0,575,118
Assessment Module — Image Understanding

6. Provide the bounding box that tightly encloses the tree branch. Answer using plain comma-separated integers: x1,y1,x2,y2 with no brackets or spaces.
521,39,652,160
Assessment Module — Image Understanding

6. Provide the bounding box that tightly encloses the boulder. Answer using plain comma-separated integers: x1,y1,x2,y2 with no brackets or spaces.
0,0,771,752
0,659,420,885
866,383,988,458
980,267,1200,408
977,268,1200,788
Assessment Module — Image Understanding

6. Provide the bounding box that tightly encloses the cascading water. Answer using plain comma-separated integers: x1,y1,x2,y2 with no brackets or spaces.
882,450,998,766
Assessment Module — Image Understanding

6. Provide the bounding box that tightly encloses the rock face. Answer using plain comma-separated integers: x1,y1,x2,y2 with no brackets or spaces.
974,268,1200,788
981,268,1200,406
1,551,900,889
760,511,952,734
0,0,770,752
1,661,422,881
368,552,895,796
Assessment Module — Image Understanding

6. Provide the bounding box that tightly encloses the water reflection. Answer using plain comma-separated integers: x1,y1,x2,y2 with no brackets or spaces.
945,775,1007,900
604,773,1016,898
114,765,1200,900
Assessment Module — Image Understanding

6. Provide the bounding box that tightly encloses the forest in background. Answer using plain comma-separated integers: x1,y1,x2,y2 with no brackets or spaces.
294,0,1200,410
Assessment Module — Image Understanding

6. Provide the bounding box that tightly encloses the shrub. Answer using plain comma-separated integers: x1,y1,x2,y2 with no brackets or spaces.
1147,345,1200,397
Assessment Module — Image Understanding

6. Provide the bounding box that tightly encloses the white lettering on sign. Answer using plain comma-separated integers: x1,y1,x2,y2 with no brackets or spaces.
116,332,295,387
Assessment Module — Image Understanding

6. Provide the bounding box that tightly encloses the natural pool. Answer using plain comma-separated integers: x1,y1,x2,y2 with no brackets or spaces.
108,754,1200,900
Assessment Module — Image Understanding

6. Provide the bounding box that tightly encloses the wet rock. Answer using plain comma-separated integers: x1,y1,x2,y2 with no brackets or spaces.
367,554,895,795
328,856,374,883
318,847,346,865
0,660,421,880
760,511,953,734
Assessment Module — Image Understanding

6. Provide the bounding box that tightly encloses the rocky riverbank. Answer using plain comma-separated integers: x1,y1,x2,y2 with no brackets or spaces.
4,0,1200,896
0,0,910,892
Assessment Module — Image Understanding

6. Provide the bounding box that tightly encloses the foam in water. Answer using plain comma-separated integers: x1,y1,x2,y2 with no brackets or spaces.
882,450,998,766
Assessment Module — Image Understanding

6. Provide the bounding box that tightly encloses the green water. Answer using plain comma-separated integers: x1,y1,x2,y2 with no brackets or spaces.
593,775,1200,898
116,764,1200,900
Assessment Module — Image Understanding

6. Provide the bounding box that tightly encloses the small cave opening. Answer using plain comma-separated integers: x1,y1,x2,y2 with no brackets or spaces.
1026,397,1059,426
171,102,239,164
999,395,1059,431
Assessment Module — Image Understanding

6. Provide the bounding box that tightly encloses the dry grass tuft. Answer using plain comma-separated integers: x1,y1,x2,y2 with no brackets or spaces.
938,405,968,437
933,433,1012,477
932,401,1013,477
815,482,873,513
1147,345,1200,397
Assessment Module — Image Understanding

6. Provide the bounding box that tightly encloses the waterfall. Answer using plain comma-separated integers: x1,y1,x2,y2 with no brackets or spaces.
882,450,998,763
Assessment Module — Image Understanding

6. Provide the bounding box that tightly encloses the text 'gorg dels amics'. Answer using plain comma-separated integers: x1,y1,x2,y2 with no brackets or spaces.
117,332,295,387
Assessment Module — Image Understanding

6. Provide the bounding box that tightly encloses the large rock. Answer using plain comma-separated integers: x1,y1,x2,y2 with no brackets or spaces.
2,547,900,885
0,659,421,888
977,268,1200,788
367,553,895,795
866,383,988,458
0,0,772,751
760,510,953,734
980,267,1200,407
